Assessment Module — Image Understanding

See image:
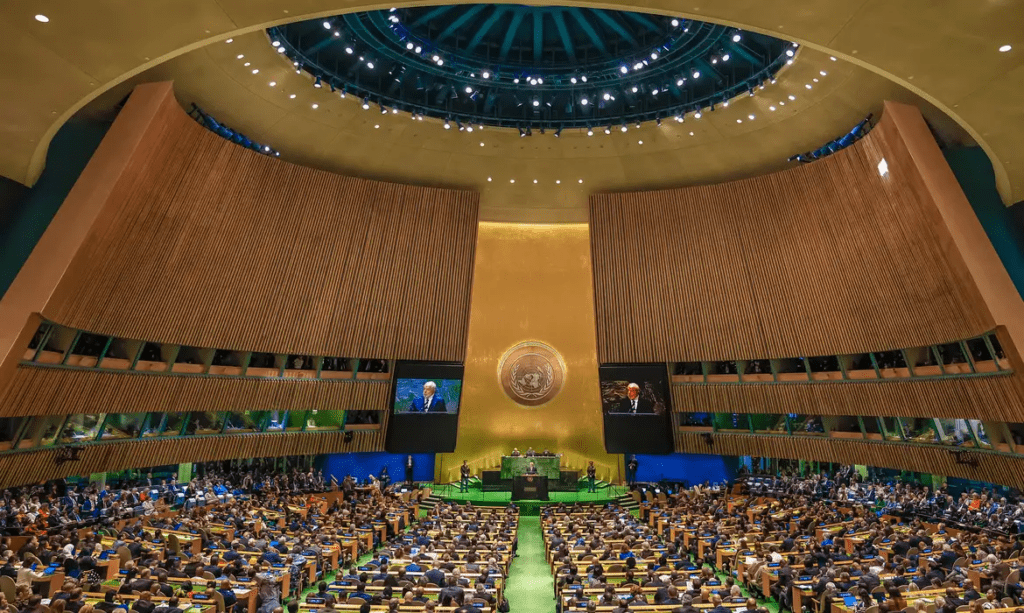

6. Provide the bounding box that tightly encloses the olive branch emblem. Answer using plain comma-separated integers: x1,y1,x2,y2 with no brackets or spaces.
509,360,554,399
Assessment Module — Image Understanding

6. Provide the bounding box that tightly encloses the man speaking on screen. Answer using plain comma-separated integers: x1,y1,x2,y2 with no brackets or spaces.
617,382,653,414
408,381,448,413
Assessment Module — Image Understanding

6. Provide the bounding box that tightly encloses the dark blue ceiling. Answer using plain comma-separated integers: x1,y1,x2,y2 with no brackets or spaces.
268,5,793,130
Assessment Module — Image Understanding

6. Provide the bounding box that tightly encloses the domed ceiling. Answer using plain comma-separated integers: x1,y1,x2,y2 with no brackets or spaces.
269,5,793,129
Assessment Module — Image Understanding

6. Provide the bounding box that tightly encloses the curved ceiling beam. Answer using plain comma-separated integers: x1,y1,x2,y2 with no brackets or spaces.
436,5,488,45
465,7,506,54
592,11,639,49
567,8,608,55
499,11,526,61
552,12,576,62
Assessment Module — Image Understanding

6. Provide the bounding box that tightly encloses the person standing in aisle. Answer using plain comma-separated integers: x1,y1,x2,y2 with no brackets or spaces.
587,461,597,493
460,461,470,493
626,455,639,487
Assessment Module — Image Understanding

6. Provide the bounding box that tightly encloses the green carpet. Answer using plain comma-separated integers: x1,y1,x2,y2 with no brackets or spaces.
504,516,554,613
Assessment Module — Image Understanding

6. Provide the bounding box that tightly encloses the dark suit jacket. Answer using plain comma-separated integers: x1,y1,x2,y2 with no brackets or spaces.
617,397,655,414
409,396,447,413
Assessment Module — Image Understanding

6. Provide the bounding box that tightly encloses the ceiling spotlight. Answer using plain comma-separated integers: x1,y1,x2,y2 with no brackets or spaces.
621,124,628,132
694,111,702,119
483,71,490,79
820,70,828,76
465,86,473,93
656,117,662,126
487,177,492,181
805,84,812,89
406,42,414,50
244,62,250,66
432,55,440,62
530,78,538,85
374,124,380,129
676,78,685,86
480,142,484,146
633,62,643,70
711,58,718,65
631,86,638,93
692,70,700,79
732,33,741,42
813,78,819,82
269,81,276,87
638,140,643,145
436,59,444,66
671,19,679,26
237,54,244,59
519,127,526,137
466,126,474,132
513,78,520,84
289,94,296,99
311,104,319,109
581,75,588,82
769,106,776,111
651,52,659,60
651,88,659,95
510,179,515,183
381,105,388,114
415,46,422,53
366,62,374,69
603,93,611,101
748,114,755,120
570,77,577,84
251,69,259,74
830,56,837,61
674,115,684,123
635,121,641,129
362,98,370,109
345,47,354,54
722,101,729,107
323,21,332,29
999,45,1012,52
604,126,611,134
533,99,540,106
587,127,594,136
556,180,561,184
314,76,322,88
444,119,451,130
786,49,795,57
225,38,232,43
392,108,399,114
736,119,742,123
554,127,562,138
340,91,346,98
277,47,286,53
263,146,271,152
581,97,589,106
788,95,796,100
537,77,544,84
578,179,583,184
722,53,730,61
620,66,628,74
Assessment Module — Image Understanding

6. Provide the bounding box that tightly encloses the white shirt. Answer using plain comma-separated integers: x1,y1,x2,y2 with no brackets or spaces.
423,394,434,410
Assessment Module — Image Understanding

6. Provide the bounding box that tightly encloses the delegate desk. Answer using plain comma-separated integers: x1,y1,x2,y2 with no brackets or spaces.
512,475,549,500
500,455,561,479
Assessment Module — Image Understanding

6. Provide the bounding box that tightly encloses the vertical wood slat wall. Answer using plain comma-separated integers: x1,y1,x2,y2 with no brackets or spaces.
670,376,1024,422
42,92,479,361
675,431,1024,490
0,366,390,417
589,111,994,363
0,427,387,487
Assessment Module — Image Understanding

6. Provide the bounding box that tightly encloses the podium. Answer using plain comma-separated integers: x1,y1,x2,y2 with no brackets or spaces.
500,455,561,479
512,475,548,500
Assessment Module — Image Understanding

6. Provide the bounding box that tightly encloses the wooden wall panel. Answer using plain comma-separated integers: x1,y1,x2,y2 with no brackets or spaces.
42,84,478,360
675,430,1024,490
590,109,994,363
0,366,389,417
671,374,1024,421
0,426,387,488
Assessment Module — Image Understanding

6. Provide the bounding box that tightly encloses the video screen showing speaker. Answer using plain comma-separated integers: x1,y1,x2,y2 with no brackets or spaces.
600,364,674,453
385,361,462,453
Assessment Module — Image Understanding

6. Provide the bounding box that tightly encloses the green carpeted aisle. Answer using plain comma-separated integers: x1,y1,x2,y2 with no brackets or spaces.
504,515,554,613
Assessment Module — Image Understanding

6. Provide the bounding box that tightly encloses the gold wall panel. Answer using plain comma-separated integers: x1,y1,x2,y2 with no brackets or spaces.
438,222,620,482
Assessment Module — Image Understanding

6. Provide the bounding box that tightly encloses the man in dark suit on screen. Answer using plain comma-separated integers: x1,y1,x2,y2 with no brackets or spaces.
617,383,654,413
408,381,447,413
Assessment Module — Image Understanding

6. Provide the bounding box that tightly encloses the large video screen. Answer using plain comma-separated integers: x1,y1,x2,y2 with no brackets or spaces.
392,378,462,414
385,361,462,453
600,364,674,453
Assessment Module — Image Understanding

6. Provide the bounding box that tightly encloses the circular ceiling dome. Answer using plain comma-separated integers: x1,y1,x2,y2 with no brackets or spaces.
269,5,794,130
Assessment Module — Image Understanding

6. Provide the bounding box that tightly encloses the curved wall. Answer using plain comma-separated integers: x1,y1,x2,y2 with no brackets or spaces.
591,107,999,363
43,83,479,360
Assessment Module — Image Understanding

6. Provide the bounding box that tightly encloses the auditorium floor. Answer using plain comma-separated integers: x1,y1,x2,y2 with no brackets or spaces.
504,515,555,613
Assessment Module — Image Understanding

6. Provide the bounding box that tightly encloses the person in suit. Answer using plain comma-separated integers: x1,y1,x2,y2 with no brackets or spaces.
405,456,415,485
525,462,538,475
424,562,447,587
626,456,639,486
460,462,471,493
510,448,521,457
586,462,597,493
408,382,447,413
618,383,654,413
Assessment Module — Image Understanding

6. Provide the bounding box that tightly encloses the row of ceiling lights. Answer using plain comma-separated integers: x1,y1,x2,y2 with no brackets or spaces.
230,38,837,136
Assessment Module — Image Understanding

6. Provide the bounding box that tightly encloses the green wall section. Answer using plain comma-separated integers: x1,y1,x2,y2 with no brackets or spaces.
0,118,110,300
944,147,1024,299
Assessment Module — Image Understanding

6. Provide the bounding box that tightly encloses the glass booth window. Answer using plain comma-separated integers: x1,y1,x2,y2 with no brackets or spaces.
186,412,226,435
60,414,105,443
677,412,713,427
160,412,188,436
305,410,346,431
789,414,826,435
714,413,751,432
224,412,267,432
101,413,148,440
933,418,976,446
901,417,940,444
751,414,787,433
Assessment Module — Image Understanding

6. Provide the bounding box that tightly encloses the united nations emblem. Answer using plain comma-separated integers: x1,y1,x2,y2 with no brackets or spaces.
497,341,566,406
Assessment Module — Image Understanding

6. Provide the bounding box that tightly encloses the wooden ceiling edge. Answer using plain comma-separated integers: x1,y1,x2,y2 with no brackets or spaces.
13,2,1014,206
